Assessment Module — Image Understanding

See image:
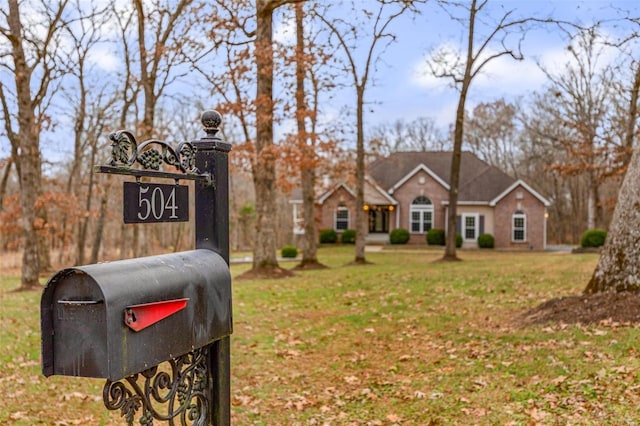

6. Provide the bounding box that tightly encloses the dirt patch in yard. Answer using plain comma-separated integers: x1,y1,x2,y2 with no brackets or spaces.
520,291,640,326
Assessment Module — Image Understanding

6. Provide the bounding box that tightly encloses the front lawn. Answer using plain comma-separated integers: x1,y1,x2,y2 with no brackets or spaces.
3,247,636,425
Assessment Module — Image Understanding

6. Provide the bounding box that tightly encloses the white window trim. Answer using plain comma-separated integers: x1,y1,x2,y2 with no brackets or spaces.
335,206,350,231
462,213,479,242
512,212,527,242
409,198,434,234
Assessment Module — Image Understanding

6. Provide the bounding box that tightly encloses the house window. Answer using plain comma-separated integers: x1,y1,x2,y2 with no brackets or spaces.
335,206,349,231
462,213,479,241
513,211,526,242
410,196,433,233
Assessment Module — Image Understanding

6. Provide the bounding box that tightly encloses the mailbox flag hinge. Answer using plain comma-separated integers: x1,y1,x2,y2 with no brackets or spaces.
124,298,189,332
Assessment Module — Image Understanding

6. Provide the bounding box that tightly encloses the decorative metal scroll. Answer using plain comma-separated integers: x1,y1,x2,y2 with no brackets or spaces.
109,130,198,174
103,347,209,426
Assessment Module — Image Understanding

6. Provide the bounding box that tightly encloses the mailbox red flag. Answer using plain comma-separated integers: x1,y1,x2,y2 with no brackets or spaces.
124,298,189,332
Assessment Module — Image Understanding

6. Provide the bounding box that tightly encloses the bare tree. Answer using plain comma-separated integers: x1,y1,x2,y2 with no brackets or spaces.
0,0,69,289
426,0,548,261
316,0,422,264
107,2,141,260
534,28,617,230
292,2,328,270
519,98,580,243
465,99,521,177
58,1,116,265
197,0,305,278
406,117,448,151
369,116,446,157
128,0,197,256
251,0,304,275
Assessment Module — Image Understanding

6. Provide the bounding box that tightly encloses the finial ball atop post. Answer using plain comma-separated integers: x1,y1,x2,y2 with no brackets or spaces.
201,110,222,137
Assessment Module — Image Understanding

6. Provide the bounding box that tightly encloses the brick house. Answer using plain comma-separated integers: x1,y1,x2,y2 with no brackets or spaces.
292,151,550,249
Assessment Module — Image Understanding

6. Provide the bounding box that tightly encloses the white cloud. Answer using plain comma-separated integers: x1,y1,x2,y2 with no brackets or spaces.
409,41,581,99
432,99,458,129
273,14,296,45
473,52,548,94
86,44,120,72
409,42,460,92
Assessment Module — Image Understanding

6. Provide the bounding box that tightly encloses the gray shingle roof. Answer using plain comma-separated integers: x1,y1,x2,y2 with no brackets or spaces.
367,151,516,202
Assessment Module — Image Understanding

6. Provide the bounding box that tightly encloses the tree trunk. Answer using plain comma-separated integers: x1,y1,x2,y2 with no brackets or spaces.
90,177,110,264
443,0,476,262
0,157,13,210
119,223,128,259
76,128,98,265
585,55,640,294
37,206,51,272
250,1,281,273
622,60,640,167
354,85,367,264
444,91,465,261
8,0,42,289
586,171,598,230
585,145,640,293
19,150,42,289
294,3,324,270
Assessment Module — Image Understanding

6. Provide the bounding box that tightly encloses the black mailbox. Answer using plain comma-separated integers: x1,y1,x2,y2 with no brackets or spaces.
41,249,232,381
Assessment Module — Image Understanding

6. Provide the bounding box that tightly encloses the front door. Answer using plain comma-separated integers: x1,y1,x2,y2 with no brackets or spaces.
368,207,389,233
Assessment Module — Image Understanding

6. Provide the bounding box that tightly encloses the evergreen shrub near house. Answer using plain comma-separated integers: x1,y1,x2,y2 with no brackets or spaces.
477,233,495,249
319,229,338,244
456,233,463,248
389,228,410,244
341,229,356,244
580,229,607,248
427,228,446,245
281,245,298,258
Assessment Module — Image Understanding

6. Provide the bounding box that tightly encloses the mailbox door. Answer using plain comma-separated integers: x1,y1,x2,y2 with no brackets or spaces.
42,271,108,378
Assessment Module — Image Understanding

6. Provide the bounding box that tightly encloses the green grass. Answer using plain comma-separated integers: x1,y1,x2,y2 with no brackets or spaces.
3,247,640,424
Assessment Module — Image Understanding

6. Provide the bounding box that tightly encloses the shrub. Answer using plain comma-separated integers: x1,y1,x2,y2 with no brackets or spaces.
341,229,356,244
426,228,446,245
281,245,298,258
319,229,338,244
477,233,495,249
389,228,410,244
456,233,463,248
580,229,607,248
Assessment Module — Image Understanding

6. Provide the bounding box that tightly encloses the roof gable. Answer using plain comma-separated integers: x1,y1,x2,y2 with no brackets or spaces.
316,180,397,206
317,183,355,204
388,164,449,194
490,180,551,207
365,177,398,205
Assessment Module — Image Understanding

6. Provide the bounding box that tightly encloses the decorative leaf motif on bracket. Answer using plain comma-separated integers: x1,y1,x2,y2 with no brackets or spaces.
108,131,199,174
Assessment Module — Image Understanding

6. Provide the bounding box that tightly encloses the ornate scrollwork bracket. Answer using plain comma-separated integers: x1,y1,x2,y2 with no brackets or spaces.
103,347,210,426
97,131,213,186
108,131,198,174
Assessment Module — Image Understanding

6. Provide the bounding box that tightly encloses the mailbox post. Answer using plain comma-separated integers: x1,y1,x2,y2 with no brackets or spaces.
195,111,232,425
41,111,232,425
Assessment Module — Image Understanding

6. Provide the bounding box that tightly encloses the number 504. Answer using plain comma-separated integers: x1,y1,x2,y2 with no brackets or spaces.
123,182,189,223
